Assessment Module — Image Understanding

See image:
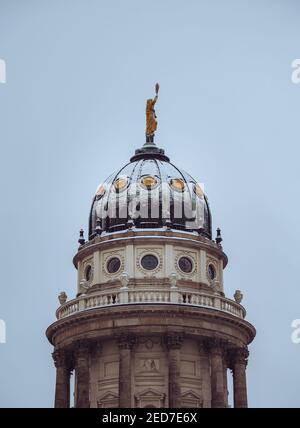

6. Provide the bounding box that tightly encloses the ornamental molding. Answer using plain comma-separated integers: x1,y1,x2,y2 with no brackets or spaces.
52,349,72,369
165,332,184,350
116,332,137,349
46,306,255,346
137,336,163,349
73,231,228,269
136,248,163,276
135,388,166,408
174,249,197,278
228,346,249,369
97,391,119,408
206,256,219,284
102,250,125,278
181,390,203,408
82,257,94,284
200,337,230,355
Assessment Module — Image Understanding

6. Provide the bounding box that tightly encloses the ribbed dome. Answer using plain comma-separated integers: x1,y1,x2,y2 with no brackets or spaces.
89,144,212,239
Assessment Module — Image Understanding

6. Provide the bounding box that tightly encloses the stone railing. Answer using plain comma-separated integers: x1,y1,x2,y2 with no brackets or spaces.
56,287,246,320
58,301,79,319
128,289,170,304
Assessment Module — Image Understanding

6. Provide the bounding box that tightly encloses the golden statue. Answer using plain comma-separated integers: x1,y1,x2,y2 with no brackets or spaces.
146,83,159,142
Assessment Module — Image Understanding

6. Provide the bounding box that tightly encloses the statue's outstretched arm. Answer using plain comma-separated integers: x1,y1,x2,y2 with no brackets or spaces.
152,95,158,106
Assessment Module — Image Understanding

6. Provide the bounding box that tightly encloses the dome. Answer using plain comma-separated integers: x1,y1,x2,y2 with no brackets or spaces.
88,144,212,239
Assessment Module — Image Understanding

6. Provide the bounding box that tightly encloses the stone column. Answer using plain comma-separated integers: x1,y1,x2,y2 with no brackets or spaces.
118,333,136,408
206,339,226,408
166,333,183,408
231,347,249,408
52,349,71,408
223,352,229,408
90,341,102,408
75,340,90,408
198,341,211,408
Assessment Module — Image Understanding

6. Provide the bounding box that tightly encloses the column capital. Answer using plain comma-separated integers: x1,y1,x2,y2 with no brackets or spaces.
230,346,249,408
200,337,228,355
53,348,72,408
230,346,249,367
90,340,103,357
117,333,137,350
74,339,91,355
165,333,183,350
52,348,72,369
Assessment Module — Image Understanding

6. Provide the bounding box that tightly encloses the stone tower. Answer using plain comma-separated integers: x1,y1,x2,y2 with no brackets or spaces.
46,128,255,408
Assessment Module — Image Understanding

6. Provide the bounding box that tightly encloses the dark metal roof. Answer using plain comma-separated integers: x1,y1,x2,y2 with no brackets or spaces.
88,144,212,239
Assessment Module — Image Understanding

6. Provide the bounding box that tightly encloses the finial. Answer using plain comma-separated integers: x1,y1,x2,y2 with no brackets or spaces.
120,271,130,288
145,83,159,144
169,272,177,288
216,227,223,246
165,219,172,230
95,218,102,236
126,218,135,229
78,229,85,246
58,291,67,306
197,227,205,236
234,290,243,304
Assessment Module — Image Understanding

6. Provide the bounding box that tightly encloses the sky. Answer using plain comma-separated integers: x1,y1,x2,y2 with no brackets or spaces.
0,0,300,408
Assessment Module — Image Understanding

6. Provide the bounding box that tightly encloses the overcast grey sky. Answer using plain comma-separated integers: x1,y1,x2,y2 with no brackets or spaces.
0,0,300,407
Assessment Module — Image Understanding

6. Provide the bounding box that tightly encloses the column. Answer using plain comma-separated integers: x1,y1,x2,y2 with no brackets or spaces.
198,341,211,408
232,347,249,408
166,333,183,408
52,349,71,408
75,340,90,408
206,338,226,408
118,333,136,408
223,352,229,408
90,341,102,408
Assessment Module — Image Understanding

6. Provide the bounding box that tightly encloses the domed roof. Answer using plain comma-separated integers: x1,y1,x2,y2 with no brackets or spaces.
89,144,212,239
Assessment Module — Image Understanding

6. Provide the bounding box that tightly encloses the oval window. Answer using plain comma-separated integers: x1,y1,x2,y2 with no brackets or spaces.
193,183,204,198
140,175,158,190
114,177,128,193
95,184,106,198
170,178,185,192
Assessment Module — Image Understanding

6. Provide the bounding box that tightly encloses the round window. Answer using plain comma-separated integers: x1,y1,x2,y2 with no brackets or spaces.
170,178,185,192
95,184,106,198
140,175,158,190
114,177,128,193
208,264,216,280
85,265,93,281
193,183,204,198
141,254,159,271
107,257,121,274
178,256,193,273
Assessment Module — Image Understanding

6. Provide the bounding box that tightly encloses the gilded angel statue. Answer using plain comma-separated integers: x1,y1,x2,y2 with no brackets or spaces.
146,83,159,141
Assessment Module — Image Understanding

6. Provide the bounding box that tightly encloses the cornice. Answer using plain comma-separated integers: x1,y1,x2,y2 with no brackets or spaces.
73,230,228,269
46,303,255,347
